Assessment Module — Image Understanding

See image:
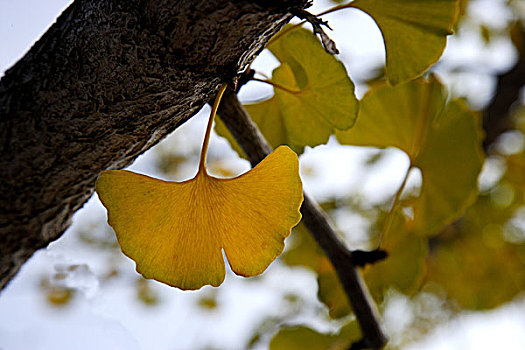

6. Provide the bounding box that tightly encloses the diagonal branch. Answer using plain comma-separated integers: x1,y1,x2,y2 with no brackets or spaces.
218,90,387,350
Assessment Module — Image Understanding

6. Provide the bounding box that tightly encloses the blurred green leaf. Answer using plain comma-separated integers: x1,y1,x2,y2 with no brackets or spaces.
426,198,525,309
197,290,219,310
269,322,361,350
316,210,428,315
316,257,353,319
350,0,458,84
480,24,492,44
506,152,525,190
216,96,289,157
136,278,160,306
337,76,484,236
45,285,75,307
364,211,428,302
281,224,323,271
282,223,353,319
426,145,525,309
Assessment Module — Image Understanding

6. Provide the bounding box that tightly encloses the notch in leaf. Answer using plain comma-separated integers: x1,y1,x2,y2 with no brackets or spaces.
96,85,304,290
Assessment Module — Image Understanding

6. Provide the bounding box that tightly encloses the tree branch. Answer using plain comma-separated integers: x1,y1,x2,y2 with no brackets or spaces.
0,0,309,290
218,90,387,350
483,24,525,150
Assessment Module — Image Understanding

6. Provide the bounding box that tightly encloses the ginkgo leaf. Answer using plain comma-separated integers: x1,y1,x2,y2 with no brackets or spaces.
272,62,354,148
270,322,361,350
281,223,323,271
305,209,428,317
426,150,525,310
96,85,304,291
216,26,358,155
337,76,484,236
316,257,353,319
96,146,303,290
215,96,299,158
426,193,525,309
363,211,427,301
350,0,458,85
268,27,358,142
281,224,353,318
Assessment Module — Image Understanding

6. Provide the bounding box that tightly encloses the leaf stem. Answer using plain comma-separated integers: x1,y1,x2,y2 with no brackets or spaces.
377,164,412,248
251,77,300,95
199,83,228,172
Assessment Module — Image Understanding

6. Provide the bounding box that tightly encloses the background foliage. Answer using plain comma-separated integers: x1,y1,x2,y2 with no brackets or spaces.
1,0,524,349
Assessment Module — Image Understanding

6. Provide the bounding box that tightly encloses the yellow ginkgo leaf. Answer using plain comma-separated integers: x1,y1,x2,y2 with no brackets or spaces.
96,85,304,290
350,0,458,85
216,26,358,156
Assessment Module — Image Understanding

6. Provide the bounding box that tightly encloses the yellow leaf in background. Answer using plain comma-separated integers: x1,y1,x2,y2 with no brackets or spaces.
337,76,484,236
314,211,427,315
272,63,350,148
316,257,353,319
350,0,458,85
426,146,525,309
282,223,353,319
425,193,525,309
363,211,427,302
96,146,303,290
267,27,359,143
281,223,323,271
270,322,361,350
216,26,358,155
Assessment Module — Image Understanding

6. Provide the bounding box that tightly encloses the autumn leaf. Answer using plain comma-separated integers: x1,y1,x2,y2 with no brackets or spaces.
215,96,288,157
314,210,427,316
96,85,304,290
216,26,358,155
426,149,525,309
350,0,458,84
270,322,361,350
426,214,525,309
316,257,353,319
337,76,484,236
363,211,427,302
281,223,323,271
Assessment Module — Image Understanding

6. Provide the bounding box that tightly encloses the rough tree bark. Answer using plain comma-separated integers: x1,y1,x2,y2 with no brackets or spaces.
0,0,308,290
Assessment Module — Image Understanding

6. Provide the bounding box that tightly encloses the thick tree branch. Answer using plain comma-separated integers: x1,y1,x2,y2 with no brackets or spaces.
0,0,309,290
483,25,525,149
218,90,387,350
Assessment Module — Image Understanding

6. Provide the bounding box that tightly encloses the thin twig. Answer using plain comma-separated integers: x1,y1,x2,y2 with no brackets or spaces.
268,2,354,46
217,89,387,350
251,77,301,94
290,8,339,55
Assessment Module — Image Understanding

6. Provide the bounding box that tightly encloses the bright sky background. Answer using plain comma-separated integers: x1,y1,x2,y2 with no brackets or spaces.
1,0,524,349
